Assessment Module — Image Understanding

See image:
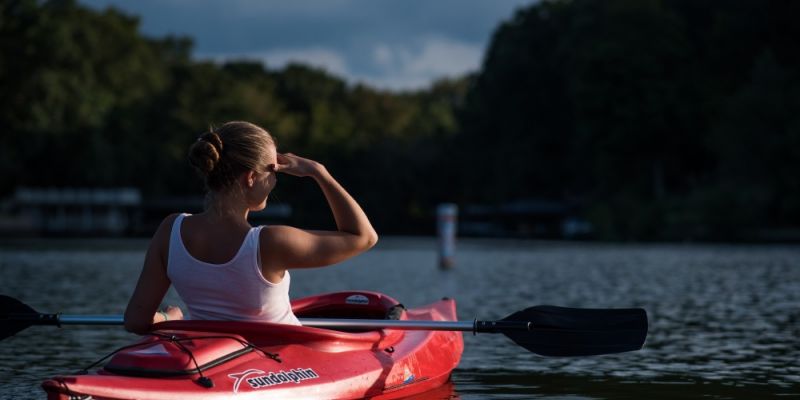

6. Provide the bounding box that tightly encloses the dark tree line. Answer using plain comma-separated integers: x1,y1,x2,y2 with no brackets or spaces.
1,0,798,240
453,0,800,240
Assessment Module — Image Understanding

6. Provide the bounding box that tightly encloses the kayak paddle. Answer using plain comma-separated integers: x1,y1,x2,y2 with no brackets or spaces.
0,295,647,357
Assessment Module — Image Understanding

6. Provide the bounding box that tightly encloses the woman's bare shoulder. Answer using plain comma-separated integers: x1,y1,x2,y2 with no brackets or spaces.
150,213,182,256
155,213,181,237
162,213,182,226
258,224,296,247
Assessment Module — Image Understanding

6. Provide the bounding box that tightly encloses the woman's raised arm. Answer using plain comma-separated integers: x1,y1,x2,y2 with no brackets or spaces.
261,153,378,270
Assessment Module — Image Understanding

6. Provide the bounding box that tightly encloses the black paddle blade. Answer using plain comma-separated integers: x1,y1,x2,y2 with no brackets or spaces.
502,305,648,357
0,295,40,340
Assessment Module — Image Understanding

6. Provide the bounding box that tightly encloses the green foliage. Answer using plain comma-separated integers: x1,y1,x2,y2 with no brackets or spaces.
0,0,175,190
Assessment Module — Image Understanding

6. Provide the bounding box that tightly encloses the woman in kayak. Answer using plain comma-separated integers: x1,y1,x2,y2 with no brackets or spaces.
124,121,378,334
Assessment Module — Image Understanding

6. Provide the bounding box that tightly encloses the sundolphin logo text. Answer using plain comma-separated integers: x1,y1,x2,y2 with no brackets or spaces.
228,368,319,392
228,369,264,393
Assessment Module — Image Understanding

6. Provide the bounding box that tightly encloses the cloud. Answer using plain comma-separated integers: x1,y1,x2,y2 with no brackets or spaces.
406,37,483,76
372,45,394,67
199,48,350,77
261,48,350,77
356,37,483,90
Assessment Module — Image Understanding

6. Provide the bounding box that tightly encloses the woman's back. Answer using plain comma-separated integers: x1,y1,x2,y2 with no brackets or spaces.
178,214,250,265
167,214,300,325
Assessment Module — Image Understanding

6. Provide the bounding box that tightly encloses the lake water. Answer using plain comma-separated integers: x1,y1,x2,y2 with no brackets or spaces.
1,238,798,399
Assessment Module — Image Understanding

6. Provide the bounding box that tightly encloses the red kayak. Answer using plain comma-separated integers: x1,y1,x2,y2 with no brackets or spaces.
42,291,464,400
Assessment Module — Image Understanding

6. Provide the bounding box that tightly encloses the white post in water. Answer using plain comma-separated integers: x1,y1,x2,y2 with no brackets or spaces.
437,203,458,269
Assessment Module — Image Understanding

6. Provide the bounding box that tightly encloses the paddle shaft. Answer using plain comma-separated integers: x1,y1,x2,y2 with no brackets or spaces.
303,318,530,332
12,313,531,332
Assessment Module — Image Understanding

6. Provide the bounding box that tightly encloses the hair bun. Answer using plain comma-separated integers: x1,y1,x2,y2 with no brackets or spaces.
200,132,224,153
188,132,224,175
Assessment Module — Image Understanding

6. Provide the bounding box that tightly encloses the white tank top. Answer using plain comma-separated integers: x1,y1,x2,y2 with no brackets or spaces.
166,214,300,325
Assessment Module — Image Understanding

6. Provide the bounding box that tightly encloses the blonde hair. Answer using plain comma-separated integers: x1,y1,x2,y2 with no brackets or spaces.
188,121,275,192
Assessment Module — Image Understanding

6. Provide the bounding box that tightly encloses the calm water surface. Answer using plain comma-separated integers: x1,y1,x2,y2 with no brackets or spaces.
0,238,798,399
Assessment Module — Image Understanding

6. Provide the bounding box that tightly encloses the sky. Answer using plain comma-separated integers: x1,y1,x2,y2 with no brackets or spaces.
80,0,535,91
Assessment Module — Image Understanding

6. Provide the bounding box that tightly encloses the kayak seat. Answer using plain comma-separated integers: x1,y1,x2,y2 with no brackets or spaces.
291,291,405,321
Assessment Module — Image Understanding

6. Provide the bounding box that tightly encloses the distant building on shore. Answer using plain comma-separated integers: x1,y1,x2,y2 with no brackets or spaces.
0,187,292,237
1,187,142,236
459,199,592,239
